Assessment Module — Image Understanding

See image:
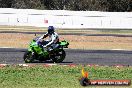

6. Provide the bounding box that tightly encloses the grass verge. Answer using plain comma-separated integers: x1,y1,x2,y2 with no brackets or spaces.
0,65,131,88
1,26,132,50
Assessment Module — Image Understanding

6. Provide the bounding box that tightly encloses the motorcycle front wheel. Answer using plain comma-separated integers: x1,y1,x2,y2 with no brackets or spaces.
52,49,66,63
23,51,34,63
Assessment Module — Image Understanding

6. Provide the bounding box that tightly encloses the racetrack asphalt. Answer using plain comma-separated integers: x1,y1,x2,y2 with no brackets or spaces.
0,48,132,66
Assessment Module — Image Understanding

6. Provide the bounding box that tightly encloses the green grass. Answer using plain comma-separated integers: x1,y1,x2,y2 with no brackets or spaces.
0,65,131,88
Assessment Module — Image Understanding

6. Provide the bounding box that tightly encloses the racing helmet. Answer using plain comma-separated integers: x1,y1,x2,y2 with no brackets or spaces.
48,26,54,34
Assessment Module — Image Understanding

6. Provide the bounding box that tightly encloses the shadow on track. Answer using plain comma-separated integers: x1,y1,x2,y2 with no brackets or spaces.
28,60,73,64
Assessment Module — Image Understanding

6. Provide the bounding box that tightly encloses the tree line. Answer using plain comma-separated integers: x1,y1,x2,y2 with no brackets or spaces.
0,0,132,12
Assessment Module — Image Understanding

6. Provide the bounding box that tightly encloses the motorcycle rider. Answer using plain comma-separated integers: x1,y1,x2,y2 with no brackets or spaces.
38,26,59,51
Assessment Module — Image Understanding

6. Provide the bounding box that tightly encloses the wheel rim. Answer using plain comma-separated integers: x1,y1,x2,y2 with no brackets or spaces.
53,50,65,63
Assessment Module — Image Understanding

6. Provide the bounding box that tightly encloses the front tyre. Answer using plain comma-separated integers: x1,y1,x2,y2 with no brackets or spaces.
52,50,66,63
23,51,34,63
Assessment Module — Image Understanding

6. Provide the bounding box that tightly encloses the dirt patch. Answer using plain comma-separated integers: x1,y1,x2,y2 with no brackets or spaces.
1,33,132,50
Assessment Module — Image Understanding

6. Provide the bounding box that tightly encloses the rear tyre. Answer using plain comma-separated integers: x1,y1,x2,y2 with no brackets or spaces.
52,50,66,63
23,51,34,63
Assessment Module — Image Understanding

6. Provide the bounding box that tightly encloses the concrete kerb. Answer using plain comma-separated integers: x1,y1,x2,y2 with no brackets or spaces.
0,63,130,68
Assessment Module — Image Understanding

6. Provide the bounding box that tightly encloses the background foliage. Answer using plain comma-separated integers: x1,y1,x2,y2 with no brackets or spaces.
0,0,132,11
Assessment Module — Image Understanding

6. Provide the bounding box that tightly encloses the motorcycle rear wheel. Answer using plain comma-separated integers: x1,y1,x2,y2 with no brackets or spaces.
23,51,34,63
52,50,66,63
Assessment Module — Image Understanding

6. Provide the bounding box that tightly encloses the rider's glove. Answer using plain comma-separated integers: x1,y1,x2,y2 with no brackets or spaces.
43,45,47,48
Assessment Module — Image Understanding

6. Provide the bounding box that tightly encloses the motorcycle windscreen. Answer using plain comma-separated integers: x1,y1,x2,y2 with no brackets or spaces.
29,41,43,54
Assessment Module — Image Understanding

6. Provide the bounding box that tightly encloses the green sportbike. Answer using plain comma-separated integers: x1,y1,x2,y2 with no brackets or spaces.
23,36,69,63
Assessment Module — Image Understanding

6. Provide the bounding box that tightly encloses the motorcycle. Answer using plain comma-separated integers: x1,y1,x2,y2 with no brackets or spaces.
23,36,69,63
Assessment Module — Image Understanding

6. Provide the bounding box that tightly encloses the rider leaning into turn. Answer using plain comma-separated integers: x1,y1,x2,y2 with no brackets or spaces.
38,26,59,50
